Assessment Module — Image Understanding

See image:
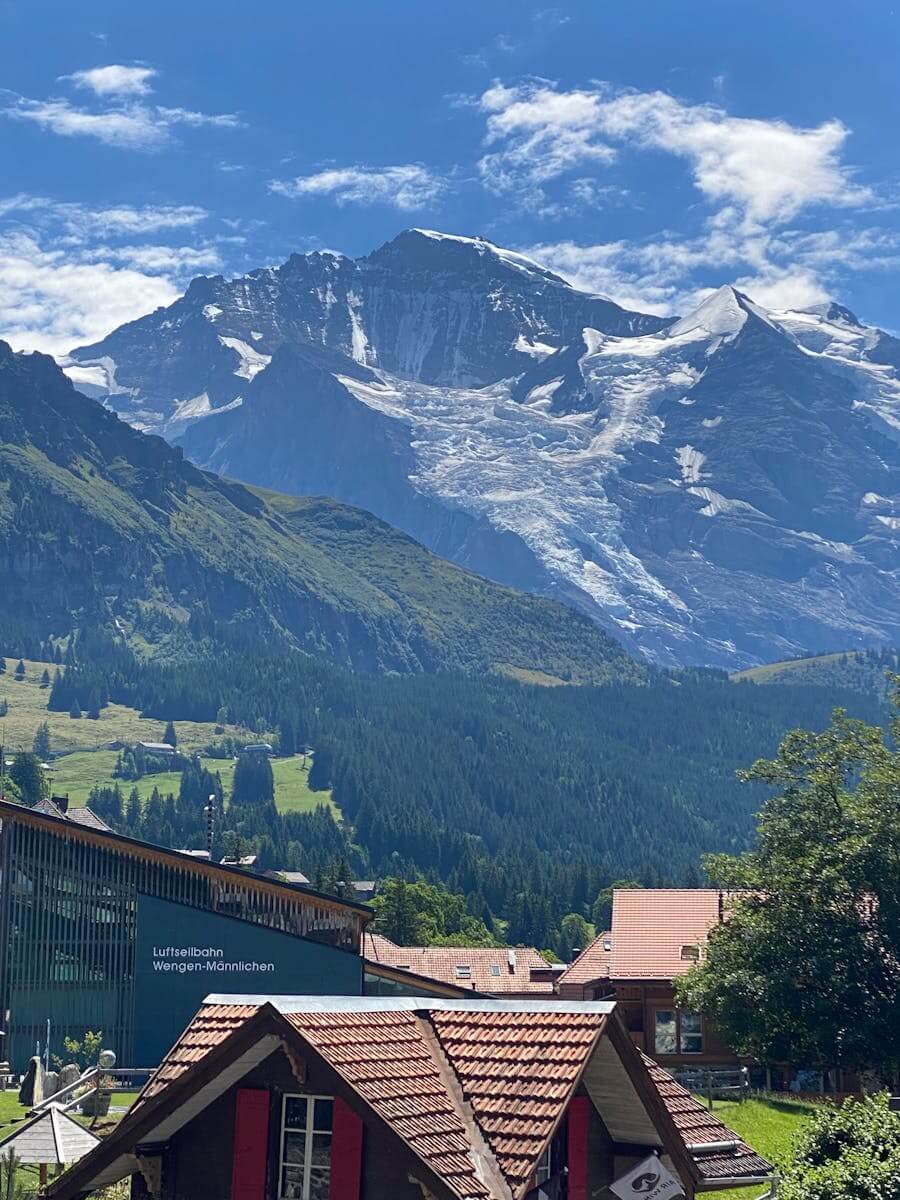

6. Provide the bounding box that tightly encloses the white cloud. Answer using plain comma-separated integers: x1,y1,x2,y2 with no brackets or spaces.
477,81,872,227
0,196,223,353
81,243,223,273
485,80,883,311
7,97,170,149
524,219,898,317
65,64,157,96
4,87,241,151
591,88,871,227
155,106,242,129
0,231,180,354
479,82,615,211
0,195,209,239
270,164,445,210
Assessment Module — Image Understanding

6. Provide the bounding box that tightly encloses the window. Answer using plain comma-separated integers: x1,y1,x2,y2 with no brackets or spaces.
455,965,472,979
654,1010,678,1055
280,1094,333,1200
490,964,501,977
654,1010,703,1055
535,1143,552,1185
679,1011,703,1054
680,943,701,962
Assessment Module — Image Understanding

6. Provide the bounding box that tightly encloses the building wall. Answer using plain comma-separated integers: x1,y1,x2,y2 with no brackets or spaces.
135,1048,435,1200
0,814,365,1069
558,977,739,1068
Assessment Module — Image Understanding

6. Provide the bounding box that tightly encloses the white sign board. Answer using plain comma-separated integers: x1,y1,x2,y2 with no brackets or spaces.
609,1155,685,1200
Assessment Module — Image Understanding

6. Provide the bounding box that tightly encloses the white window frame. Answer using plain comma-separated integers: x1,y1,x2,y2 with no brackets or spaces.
279,1093,333,1200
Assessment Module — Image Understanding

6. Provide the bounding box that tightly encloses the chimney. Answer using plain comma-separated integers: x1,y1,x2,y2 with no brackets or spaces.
570,947,582,963
52,794,69,814
507,949,517,974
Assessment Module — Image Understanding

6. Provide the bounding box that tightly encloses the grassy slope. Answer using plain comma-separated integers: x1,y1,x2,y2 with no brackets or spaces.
732,651,858,685
48,749,334,816
0,659,335,815
731,649,898,694
705,1095,820,1197
0,659,242,755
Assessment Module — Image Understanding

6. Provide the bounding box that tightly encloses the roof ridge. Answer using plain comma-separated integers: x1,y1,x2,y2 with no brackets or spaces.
417,1014,512,1200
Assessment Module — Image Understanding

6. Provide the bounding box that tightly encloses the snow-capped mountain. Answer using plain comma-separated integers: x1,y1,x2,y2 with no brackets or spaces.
65,228,666,431
62,232,900,668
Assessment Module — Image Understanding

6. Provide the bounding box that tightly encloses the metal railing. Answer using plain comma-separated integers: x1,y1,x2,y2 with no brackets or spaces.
669,1065,750,1109
29,1066,154,1119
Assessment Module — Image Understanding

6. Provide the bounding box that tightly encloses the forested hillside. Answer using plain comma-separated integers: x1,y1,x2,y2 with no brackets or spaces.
47,640,885,947
0,342,635,682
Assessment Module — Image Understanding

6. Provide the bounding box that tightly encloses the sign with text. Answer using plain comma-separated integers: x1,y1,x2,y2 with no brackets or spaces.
133,893,361,1065
609,1157,684,1200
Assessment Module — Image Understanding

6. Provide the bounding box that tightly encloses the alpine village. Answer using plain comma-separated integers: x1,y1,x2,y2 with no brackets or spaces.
0,4,899,1199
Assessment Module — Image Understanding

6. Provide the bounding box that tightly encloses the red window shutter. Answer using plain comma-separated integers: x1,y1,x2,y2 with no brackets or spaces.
231,1088,270,1200
567,1095,590,1200
329,1097,364,1200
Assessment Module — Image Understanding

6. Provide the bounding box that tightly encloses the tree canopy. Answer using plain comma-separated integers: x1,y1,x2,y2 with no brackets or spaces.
678,686,900,1079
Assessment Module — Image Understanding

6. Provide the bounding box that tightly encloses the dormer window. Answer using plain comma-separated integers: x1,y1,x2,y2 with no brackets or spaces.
455,965,472,979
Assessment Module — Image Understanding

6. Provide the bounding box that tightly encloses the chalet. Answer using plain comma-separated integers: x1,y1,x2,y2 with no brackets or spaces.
47,995,774,1200
556,890,738,1069
137,742,176,757
364,934,563,997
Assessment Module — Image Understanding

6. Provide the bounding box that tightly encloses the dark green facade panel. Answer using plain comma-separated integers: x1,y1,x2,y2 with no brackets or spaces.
0,811,366,1070
134,894,361,1064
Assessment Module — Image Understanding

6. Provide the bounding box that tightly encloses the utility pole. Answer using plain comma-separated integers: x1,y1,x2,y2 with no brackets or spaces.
207,793,216,857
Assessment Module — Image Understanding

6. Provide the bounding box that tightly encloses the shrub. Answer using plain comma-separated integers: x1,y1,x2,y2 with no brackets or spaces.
779,1093,900,1200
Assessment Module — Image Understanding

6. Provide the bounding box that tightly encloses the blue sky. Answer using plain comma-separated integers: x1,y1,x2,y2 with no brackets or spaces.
1,0,899,352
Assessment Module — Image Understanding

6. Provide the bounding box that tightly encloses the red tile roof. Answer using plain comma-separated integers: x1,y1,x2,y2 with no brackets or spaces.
137,1003,254,1106
607,890,726,981
430,1008,604,1191
364,934,555,995
642,1056,772,1182
113,999,773,1200
285,1009,490,1200
555,931,612,990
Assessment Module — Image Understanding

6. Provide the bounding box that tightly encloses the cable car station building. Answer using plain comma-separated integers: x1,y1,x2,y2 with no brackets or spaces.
0,800,372,1069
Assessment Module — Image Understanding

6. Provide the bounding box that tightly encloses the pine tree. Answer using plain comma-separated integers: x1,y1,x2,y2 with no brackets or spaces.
10,752,45,806
69,700,82,719
14,660,25,681
163,720,177,748
32,722,51,761
40,668,50,689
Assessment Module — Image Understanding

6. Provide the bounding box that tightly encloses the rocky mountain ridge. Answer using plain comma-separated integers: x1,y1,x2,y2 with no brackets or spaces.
64,231,900,668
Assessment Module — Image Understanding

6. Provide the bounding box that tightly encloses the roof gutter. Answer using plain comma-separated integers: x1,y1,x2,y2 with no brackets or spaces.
696,1175,779,1193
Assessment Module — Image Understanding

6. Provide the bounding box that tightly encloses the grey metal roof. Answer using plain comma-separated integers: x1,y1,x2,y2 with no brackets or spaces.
0,1107,100,1164
202,993,617,1015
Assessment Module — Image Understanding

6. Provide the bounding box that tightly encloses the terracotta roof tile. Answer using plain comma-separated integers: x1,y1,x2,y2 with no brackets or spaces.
132,1001,772,1199
643,1056,772,1182
556,931,612,990
430,1009,605,1191
607,890,726,981
284,1010,490,1200
135,1003,257,1107
364,935,555,995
